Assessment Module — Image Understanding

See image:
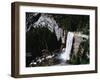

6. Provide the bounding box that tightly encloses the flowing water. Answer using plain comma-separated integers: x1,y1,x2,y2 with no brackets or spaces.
59,32,74,63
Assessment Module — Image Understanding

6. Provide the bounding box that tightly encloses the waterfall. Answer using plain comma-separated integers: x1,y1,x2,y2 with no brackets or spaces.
60,32,74,62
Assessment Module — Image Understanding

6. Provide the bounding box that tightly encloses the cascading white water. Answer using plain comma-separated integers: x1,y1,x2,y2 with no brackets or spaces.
60,32,74,62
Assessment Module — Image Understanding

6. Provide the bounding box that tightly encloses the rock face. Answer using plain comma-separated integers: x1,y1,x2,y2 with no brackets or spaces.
69,32,89,64
73,32,88,55
26,13,64,41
